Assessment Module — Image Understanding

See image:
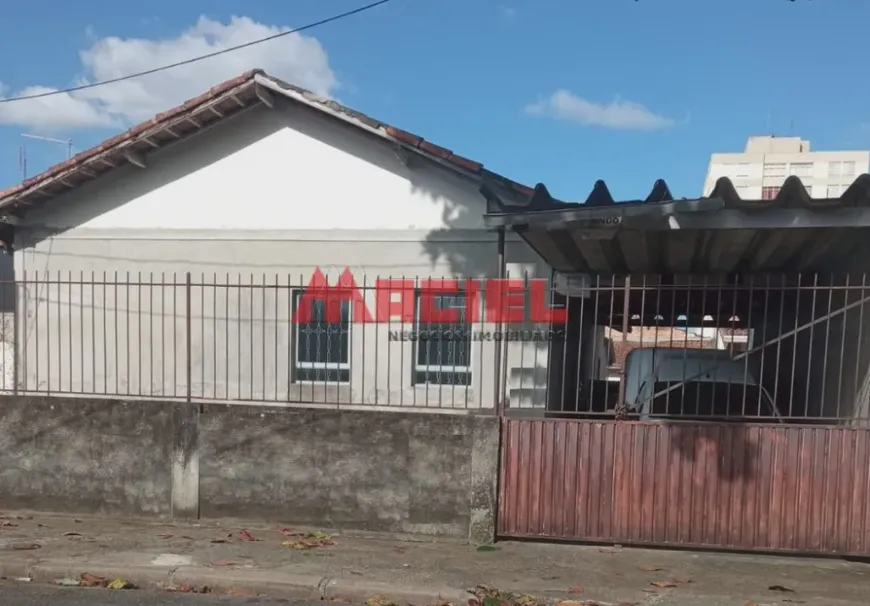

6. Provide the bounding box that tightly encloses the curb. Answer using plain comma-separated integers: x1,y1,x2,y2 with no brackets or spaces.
0,558,476,604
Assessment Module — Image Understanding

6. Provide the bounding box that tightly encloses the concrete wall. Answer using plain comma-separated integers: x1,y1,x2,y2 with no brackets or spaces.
0,396,500,543
11,103,552,411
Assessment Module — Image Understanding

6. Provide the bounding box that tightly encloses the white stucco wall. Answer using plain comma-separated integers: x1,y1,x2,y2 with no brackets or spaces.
13,103,552,410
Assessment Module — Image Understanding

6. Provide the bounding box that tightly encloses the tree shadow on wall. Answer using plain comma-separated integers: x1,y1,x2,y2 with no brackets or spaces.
406,173,552,413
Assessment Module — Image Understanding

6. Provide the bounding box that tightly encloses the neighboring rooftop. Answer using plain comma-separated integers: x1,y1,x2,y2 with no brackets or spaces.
744,135,810,154
0,70,533,217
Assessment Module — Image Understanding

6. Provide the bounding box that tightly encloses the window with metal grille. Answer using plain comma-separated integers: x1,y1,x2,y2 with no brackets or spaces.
761,186,780,200
292,291,351,382
414,291,472,386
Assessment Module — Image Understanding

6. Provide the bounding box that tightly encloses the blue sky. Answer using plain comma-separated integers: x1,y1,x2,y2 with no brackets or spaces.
0,0,866,201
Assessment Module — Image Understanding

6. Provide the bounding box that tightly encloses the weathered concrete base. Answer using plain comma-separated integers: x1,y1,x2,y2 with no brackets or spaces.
469,415,499,544
0,396,499,542
170,403,200,520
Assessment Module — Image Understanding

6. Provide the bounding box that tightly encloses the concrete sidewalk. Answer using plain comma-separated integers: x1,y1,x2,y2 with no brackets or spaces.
0,512,867,606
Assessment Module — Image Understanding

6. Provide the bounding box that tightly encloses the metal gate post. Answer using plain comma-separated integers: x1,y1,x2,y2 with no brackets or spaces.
494,227,506,417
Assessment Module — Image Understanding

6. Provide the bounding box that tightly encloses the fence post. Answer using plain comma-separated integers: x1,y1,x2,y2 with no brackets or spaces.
494,228,506,416
185,272,192,404
12,278,18,395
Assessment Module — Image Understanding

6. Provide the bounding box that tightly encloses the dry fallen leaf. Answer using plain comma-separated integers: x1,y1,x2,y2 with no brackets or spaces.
238,529,258,542
641,589,657,594
568,586,584,594
64,532,82,537
650,580,678,589
157,533,173,539
366,596,399,606
1,521,17,528
637,565,663,572
80,573,108,588
107,578,135,590
210,561,237,567
210,538,229,544
166,583,209,594
11,543,40,551
769,585,796,593
673,577,692,584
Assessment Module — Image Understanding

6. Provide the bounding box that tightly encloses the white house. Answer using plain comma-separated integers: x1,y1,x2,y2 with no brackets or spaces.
0,70,553,410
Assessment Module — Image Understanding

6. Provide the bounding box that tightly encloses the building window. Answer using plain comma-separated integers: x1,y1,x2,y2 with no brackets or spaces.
723,163,750,179
762,163,786,178
414,291,472,386
292,291,351,382
829,162,842,177
842,161,856,176
761,186,780,200
827,184,846,198
788,162,812,178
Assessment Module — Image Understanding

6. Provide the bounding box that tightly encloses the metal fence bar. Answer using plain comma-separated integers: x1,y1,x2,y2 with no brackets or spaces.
4,271,870,423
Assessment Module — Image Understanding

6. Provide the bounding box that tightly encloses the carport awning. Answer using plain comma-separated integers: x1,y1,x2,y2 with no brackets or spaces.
482,175,870,274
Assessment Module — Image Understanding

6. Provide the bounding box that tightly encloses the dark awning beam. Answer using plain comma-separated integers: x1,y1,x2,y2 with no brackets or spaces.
483,197,725,229
486,206,870,232
673,208,870,230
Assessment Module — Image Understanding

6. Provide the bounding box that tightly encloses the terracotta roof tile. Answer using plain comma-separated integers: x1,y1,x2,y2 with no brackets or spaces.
0,70,530,208
0,70,262,203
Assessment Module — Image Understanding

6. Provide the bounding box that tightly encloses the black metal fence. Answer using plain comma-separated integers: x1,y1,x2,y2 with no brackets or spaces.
7,271,870,423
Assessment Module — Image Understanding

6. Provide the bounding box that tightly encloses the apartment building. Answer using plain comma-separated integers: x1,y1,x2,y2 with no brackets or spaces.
702,135,870,199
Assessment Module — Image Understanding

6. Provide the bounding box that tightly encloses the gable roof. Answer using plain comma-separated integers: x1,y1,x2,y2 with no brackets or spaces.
0,69,533,216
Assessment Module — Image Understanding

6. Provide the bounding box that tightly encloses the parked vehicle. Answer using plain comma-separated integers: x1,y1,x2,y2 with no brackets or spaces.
622,347,782,422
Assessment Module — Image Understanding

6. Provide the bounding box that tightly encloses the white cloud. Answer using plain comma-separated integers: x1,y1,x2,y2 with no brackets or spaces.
0,15,338,133
525,89,674,130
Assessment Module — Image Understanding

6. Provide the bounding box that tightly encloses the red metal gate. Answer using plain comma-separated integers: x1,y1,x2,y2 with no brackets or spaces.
498,418,870,555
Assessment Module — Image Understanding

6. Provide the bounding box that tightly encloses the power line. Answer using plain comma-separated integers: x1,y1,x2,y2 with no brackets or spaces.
0,0,395,105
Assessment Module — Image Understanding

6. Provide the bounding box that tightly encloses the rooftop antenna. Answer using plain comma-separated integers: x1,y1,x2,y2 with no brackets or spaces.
19,133,74,181
17,146,26,181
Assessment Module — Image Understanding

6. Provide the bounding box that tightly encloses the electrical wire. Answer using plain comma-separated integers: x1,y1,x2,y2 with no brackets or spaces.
0,0,395,105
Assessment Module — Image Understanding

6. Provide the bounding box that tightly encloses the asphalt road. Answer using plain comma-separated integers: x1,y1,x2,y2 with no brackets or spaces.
0,583,347,605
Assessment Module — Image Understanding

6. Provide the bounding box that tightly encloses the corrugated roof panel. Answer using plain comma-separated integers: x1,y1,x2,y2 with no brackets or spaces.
483,175,870,274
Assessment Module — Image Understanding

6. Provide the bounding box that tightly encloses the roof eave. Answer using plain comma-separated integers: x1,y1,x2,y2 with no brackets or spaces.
0,74,264,214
